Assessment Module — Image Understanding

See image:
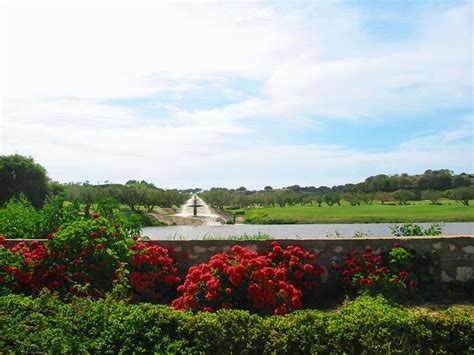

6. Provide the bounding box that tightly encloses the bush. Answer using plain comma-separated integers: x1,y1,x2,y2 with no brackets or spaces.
336,245,418,300
391,222,443,236
0,194,81,239
0,196,39,239
173,242,324,315
0,216,181,302
0,293,472,354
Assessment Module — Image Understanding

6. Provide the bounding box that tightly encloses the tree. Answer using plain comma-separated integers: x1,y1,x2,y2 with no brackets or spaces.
314,195,323,207
445,187,474,206
452,175,471,188
0,154,49,208
421,190,442,204
418,173,452,191
393,189,416,205
376,192,392,205
323,193,340,206
343,192,361,206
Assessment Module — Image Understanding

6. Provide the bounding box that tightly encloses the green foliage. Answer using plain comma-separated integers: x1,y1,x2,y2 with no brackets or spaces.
0,245,24,295
0,196,40,238
95,196,120,216
445,187,474,206
0,293,472,353
0,154,49,208
38,194,81,236
0,194,81,239
46,216,135,294
391,223,443,236
393,189,416,205
422,190,442,204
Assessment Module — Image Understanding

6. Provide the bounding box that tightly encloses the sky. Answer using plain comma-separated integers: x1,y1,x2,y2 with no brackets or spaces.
1,0,473,189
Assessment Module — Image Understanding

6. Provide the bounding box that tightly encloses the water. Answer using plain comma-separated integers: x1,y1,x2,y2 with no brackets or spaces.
142,222,474,240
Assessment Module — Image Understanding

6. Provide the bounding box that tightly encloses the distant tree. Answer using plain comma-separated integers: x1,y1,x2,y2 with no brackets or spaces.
452,175,471,188
418,172,452,191
236,186,247,192
314,194,323,207
323,193,340,206
116,185,143,211
142,188,163,212
264,186,273,192
376,192,392,205
47,181,66,196
0,154,49,208
274,192,287,208
343,192,361,206
421,190,442,204
286,185,301,193
393,189,416,205
445,187,474,206
301,195,314,206
79,184,101,217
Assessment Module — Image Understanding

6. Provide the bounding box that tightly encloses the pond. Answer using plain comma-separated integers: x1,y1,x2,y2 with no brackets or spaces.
142,222,474,240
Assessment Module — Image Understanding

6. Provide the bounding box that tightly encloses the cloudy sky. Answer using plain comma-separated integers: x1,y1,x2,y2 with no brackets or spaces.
1,0,473,189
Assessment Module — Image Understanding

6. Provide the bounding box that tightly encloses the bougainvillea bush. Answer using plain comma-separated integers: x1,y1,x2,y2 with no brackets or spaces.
172,242,324,315
0,214,181,302
129,242,182,302
336,244,420,299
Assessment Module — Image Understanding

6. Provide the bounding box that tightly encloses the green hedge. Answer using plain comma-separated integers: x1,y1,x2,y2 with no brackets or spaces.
0,293,472,354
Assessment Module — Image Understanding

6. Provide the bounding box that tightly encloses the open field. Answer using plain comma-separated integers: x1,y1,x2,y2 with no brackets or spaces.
230,200,474,224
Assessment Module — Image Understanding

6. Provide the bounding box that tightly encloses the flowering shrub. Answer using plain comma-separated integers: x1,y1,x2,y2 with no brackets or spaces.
337,244,418,298
172,242,324,315
0,236,50,295
129,242,181,302
0,215,182,303
44,215,135,295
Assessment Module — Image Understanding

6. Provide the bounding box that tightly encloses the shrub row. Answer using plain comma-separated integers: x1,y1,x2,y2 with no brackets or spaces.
0,293,472,354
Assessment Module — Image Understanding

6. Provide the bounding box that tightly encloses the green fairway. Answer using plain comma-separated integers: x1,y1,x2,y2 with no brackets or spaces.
232,200,474,224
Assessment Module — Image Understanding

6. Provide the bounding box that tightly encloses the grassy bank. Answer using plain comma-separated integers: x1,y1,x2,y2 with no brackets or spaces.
230,200,474,224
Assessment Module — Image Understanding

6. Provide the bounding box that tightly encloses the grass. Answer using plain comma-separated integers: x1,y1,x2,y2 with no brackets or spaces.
230,200,474,224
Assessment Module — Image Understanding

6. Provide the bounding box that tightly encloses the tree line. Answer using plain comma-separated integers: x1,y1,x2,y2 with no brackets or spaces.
201,170,474,209
1,155,473,212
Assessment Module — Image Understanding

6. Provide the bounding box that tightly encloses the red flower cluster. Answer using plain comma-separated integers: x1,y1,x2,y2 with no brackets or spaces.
129,243,181,302
0,239,54,293
172,242,323,315
337,245,417,296
1,217,181,302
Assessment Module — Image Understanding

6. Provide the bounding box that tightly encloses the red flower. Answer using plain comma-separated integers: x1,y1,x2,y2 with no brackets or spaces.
91,232,100,238
92,214,100,219
393,243,401,248
47,233,54,240
57,264,66,272
95,243,104,251
409,281,417,288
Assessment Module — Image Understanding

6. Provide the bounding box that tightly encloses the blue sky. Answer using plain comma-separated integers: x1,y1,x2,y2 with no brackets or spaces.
1,0,473,189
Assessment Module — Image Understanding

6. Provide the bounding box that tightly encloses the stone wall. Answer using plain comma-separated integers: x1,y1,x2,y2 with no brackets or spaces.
148,236,474,286
5,236,473,286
